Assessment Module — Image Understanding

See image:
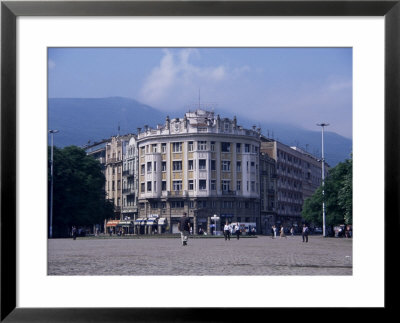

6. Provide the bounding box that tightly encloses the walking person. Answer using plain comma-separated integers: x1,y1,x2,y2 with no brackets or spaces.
178,212,191,246
290,227,294,237
280,225,287,239
234,223,240,240
224,222,231,241
271,225,275,239
72,226,77,240
302,224,309,243
273,225,277,239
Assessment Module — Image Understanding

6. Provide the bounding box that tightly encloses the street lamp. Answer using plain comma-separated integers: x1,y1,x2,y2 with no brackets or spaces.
211,214,219,236
316,123,329,237
49,129,59,238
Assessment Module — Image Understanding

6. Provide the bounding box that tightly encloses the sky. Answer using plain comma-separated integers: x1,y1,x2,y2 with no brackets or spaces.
48,47,352,138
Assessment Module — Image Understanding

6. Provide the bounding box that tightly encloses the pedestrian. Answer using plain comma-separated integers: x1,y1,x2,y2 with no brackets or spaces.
109,227,112,236
72,226,77,240
178,212,191,246
302,224,309,243
280,225,287,239
224,222,231,241
234,223,240,240
290,227,294,237
271,225,275,239
251,227,256,236
273,225,277,239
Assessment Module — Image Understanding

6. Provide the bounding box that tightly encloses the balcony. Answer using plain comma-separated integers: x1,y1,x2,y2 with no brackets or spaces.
222,190,236,196
167,190,188,197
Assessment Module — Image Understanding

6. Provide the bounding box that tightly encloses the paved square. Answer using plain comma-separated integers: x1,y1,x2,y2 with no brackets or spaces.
48,235,352,275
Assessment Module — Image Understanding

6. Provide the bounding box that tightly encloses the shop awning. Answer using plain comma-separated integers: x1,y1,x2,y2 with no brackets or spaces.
135,218,146,225
146,219,157,226
118,220,134,226
106,220,120,227
158,218,166,225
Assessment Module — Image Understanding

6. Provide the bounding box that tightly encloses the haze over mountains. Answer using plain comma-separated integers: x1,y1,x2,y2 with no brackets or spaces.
48,97,352,167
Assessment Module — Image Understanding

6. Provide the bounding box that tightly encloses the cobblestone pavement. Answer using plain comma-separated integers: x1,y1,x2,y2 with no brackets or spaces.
48,235,352,276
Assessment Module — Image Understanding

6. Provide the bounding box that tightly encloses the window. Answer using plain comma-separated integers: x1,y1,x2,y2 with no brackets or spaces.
147,162,152,173
173,180,182,191
224,122,229,132
173,161,182,171
237,181,241,191
245,144,250,153
188,160,194,170
140,183,145,192
162,181,167,191
141,164,145,174
199,159,206,170
188,180,194,190
210,141,215,151
198,200,207,208
152,144,157,153
172,142,182,152
210,180,216,191
161,202,166,209
236,143,241,153
147,181,152,192
188,141,194,152
153,161,157,172
162,161,166,172
171,201,184,208
221,142,231,152
222,161,230,172
153,181,157,192
251,181,255,192
161,143,166,153
189,201,195,208
199,180,207,190
222,180,230,191
236,161,241,172
198,141,207,151
211,160,216,171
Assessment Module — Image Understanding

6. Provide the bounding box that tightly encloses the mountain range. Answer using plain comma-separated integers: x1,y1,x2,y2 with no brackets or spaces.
48,97,352,167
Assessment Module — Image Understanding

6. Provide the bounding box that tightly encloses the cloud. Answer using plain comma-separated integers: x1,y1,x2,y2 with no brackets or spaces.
48,59,56,69
139,49,249,110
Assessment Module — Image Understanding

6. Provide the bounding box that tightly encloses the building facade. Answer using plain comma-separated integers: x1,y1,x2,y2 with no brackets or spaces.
136,110,261,235
259,152,277,234
105,135,134,220
260,137,327,230
121,135,139,228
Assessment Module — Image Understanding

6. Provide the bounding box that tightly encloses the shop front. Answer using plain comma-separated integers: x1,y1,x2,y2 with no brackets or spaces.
117,220,134,235
106,220,120,235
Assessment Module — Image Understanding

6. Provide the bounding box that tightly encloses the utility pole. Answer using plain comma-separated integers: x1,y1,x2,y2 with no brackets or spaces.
49,129,59,238
316,123,329,237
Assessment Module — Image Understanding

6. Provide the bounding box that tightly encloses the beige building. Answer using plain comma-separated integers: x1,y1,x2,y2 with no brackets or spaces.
260,137,327,229
105,135,134,220
136,110,261,235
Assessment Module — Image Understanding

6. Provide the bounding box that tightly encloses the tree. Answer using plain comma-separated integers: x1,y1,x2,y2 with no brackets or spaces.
48,145,114,237
302,156,352,227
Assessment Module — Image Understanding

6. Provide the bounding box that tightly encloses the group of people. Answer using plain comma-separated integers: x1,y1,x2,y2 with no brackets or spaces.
178,214,312,246
223,222,241,241
271,224,309,242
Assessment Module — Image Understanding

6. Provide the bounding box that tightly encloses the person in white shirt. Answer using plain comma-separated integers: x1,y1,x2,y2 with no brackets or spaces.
234,223,240,240
223,222,231,241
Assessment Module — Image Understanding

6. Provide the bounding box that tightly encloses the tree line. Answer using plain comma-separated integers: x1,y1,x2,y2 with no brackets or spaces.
48,146,114,238
302,156,352,229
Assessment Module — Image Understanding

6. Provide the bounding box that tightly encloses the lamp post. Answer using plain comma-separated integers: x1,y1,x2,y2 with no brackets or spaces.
49,129,59,238
316,123,329,237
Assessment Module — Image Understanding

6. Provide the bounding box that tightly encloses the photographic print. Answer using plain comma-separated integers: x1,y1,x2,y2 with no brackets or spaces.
47,47,353,276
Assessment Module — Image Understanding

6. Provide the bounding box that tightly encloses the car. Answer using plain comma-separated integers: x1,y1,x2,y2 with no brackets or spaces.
314,227,323,234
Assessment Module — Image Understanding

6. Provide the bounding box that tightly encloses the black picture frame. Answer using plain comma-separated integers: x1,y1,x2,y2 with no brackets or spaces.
1,0,398,321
